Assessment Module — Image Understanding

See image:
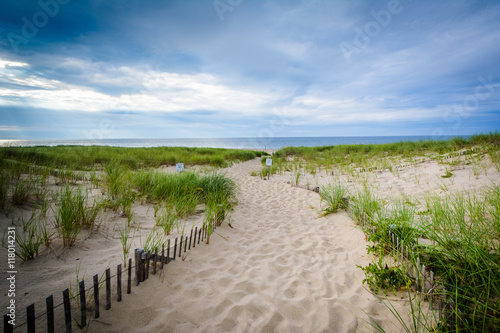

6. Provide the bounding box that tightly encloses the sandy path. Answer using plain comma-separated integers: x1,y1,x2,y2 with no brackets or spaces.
90,158,407,332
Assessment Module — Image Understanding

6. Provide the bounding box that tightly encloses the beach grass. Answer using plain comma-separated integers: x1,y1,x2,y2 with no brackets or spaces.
0,145,265,171
2,212,43,261
118,223,133,267
54,186,102,247
0,170,9,210
272,132,500,173
271,132,500,331
2,134,498,330
319,181,349,214
354,187,500,331
417,190,500,331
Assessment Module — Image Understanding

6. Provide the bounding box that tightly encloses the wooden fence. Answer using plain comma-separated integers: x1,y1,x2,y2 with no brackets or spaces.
346,200,464,329
3,172,471,332
3,221,219,333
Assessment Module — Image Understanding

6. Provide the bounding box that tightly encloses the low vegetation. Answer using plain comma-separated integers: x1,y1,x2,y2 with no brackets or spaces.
319,181,349,215
263,133,500,182
1,146,248,262
276,133,500,332
54,186,102,247
0,145,265,171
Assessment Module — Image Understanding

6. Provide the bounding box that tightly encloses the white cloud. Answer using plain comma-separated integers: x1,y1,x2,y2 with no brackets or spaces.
0,125,20,131
0,59,29,69
0,58,272,114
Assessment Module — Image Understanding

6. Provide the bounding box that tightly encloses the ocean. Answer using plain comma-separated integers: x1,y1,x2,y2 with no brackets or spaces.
0,136,464,149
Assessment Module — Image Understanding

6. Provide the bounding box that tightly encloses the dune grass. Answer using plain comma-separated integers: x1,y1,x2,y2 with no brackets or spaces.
363,189,500,331
417,190,500,331
156,205,178,235
132,169,236,207
0,171,10,210
54,186,102,247
4,212,43,261
349,186,381,227
118,223,133,267
319,181,349,214
271,132,500,331
0,145,265,171
140,227,169,254
272,132,500,175
353,187,500,331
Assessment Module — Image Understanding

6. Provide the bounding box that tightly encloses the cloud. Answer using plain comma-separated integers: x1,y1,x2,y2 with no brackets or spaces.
0,60,28,68
0,0,499,139
0,57,273,114
0,125,20,131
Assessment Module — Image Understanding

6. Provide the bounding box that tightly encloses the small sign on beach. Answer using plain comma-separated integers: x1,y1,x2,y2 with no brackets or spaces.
266,158,272,166
176,163,184,172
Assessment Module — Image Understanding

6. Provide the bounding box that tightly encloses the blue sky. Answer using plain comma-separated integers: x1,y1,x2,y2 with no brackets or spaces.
0,0,499,140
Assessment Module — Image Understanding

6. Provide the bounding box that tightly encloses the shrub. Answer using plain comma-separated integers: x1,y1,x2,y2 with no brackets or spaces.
358,256,413,295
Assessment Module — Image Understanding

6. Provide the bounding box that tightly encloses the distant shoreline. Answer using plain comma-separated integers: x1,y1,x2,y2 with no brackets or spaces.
0,135,470,149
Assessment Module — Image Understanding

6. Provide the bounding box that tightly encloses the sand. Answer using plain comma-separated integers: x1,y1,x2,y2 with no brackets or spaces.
1,152,498,332
85,158,410,333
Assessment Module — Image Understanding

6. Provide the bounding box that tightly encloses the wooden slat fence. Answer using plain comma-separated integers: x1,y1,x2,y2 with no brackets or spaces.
344,198,463,329
2,220,218,332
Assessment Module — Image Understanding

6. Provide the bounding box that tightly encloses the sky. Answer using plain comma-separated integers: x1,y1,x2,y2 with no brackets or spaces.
0,0,499,140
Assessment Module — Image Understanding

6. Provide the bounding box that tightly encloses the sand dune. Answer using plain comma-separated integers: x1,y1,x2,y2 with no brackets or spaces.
89,158,409,332
2,148,499,331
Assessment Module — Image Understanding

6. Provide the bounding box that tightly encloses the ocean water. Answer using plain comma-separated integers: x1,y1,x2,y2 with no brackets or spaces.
0,136,463,149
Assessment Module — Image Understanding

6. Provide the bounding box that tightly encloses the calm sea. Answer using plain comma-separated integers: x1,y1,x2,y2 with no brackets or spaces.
0,136,463,150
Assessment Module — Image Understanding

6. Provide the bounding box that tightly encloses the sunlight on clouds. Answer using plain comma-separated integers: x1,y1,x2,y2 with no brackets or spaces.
0,59,29,68
0,126,20,131
289,93,448,125
0,59,270,114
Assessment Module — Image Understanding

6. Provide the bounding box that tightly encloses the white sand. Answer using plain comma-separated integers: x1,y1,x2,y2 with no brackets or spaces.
2,152,498,332
86,158,408,332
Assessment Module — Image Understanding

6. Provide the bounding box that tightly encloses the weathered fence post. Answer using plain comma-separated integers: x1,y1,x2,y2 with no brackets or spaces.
173,238,177,260
179,236,183,257
27,303,35,333
189,229,193,250
46,295,54,333
145,252,150,280
127,259,132,294
167,239,171,263
342,197,349,209
79,280,86,328
117,264,122,302
105,268,111,310
135,248,144,285
63,288,72,333
93,275,100,319
4,313,13,333
160,245,165,270
153,248,158,275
